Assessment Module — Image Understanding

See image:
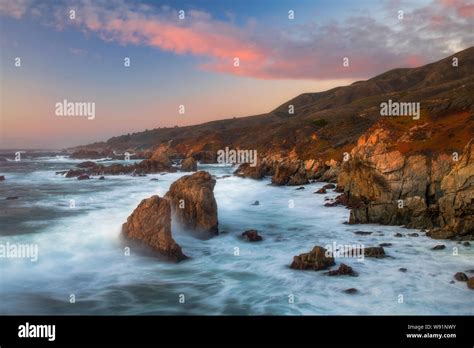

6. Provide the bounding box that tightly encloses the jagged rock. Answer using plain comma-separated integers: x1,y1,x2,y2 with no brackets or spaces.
315,188,326,194
338,123,473,239
77,174,90,180
363,246,385,258
192,151,217,164
180,157,197,172
327,263,357,276
432,139,474,239
122,195,186,262
76,161,97,168
454,272,468,281
468,277,474,289
165,171,218,235
272,159,309,186
242,230,262,242
431,244,446,250
290,246,335,271
151,150,172,167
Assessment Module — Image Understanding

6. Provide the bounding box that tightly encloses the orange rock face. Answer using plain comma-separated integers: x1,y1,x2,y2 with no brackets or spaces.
122,195,187,262
165,171,218,236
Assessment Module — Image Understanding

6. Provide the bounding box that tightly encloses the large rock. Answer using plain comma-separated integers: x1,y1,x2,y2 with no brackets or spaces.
122,195,186,262
165,171,218,235
180,157,197,172
234,158,275,180
432,139,474,239
272,159,309,186
290,246,335,271
338,121,473,238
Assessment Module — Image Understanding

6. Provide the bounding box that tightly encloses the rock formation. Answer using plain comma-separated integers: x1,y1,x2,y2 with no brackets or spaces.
272,159,309,186
242,230,262,242
165,171,218,235
122,195,187,262
290,246,335,271
180,157,197,172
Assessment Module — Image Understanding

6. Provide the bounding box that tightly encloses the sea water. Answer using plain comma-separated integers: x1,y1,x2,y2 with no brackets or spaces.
0,157,472,315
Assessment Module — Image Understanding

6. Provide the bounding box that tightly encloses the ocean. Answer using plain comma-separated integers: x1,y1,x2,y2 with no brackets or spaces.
0,155,473,315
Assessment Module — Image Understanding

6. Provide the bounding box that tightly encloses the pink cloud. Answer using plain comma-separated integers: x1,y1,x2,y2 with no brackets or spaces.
1,0,473,80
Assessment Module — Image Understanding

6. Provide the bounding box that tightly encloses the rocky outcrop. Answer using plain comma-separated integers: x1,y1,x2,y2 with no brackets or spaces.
290,246,335,271
272,159,309,186
363,246,385,258
338,122,473,238
430,139,474,239
165,171,218,235
180,157,197,172
192,151,217,164
122,195,187,262
63,157,176,178
327,263,357,276
234,160,274,180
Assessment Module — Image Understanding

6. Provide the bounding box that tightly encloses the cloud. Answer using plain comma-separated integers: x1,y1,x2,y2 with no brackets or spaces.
0,0,32,19
1,0,473,80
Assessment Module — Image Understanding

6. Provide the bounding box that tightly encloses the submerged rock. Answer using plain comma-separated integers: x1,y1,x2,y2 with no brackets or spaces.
354,231,372,235
242,229,262,242
0,175,5,181
290,246,335,271
251,200,260,206
344,288,359,294
399,268,408,272
272,159,309,186
363,246,385,258
315,188,326,194
327,263,357,276
454,272,468,281
77,174,90,180
379,243,392,247
165,171,218,235
322,183,336,190
122,195,186,262
431,244,446,250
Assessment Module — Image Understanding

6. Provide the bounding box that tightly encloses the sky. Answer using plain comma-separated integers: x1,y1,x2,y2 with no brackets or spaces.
0,0,473,149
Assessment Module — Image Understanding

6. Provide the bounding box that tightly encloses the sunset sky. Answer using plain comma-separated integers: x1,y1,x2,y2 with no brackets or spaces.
1,0,473,149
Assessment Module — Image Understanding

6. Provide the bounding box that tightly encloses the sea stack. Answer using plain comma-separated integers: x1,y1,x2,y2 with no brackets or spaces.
122,195,187,262
165,171,218,236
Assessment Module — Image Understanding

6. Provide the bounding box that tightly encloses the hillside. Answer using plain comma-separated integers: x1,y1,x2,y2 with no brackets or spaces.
71,47,474,161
